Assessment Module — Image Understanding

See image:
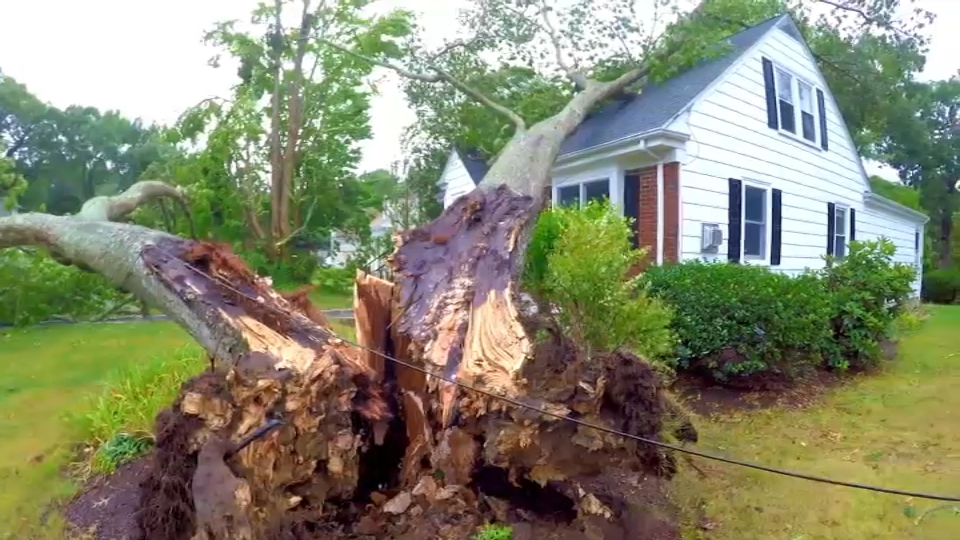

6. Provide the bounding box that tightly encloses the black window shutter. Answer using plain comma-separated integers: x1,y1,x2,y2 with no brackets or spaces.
816,89,829,151
623,173,640,249
915,230,920,251
826,202,836,255
771,189,783,266
762,58,779,130
849,208,856,242
728,178,743,263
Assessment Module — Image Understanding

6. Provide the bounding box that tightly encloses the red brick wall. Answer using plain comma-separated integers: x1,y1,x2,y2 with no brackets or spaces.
662,162,680,263
627,162,681,272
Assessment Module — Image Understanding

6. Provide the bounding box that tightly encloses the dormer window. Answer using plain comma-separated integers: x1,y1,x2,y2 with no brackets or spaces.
762,57,829,151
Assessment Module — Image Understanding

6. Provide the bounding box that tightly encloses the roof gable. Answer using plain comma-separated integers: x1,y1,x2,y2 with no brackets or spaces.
455,147,491,184
559,15,785,156
765,16,872,192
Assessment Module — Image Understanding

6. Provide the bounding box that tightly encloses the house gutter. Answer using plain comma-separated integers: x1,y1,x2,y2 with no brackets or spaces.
863,192,929,224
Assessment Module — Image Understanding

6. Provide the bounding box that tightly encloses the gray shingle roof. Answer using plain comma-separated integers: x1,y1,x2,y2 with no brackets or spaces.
558,15,785,157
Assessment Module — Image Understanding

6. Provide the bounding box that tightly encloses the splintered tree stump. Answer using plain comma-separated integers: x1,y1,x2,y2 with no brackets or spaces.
133,186,691,540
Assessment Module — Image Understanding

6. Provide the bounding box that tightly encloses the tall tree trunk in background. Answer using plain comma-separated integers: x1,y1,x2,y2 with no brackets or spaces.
939,210,953,269
267,0,285,259
278,1,312,250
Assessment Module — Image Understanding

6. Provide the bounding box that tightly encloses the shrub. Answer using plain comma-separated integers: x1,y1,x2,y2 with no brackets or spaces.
310,265,355,295
644,261,833,381
525,201,675,360
818,239,916,370
921,268,960,304
0,249,128,327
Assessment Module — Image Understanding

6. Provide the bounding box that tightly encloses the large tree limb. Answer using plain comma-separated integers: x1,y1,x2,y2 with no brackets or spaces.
318,38,527,131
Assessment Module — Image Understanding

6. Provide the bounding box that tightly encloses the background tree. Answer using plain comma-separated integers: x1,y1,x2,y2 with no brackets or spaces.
880,77,960,269
175,0,410,269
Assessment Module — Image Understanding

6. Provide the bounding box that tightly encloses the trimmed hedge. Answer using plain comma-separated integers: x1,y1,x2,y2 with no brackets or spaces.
922,268,960,304
644,262,832,380
644,239,916,382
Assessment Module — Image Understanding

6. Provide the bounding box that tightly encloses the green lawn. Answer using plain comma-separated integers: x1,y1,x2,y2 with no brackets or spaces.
0,316,356,539
0,322,195,539
2,307,957,539
671,305,960,539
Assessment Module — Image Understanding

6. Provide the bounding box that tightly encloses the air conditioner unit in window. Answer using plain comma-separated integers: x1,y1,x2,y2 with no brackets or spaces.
701,223,723,253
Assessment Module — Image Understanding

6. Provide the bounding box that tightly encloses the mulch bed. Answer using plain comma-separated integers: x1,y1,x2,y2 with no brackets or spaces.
671,370,846,417
64,456,153,540
672,337,901,417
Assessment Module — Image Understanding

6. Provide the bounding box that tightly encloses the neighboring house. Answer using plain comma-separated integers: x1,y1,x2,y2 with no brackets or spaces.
0,205,19,218
438,14,928,295
439,147,491,209
325,211,393,268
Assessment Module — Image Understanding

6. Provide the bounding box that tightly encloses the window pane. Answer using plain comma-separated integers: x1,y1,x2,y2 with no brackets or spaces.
744,222,765,257
744,186,766,223
583,180,609,205
776,69,793,101
797,82,813,113
779,101,796,133
558,185,580,207
802,112,816,142
834,207,846,235
835,235,846,258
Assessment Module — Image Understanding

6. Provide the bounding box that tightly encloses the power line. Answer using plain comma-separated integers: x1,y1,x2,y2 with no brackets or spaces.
320,326,960,502
172,255,960,503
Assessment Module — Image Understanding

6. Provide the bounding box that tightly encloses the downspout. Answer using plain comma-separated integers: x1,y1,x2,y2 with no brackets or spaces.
639,144,664,265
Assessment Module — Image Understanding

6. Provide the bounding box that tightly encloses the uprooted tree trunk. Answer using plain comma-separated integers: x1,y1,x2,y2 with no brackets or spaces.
3,124,693,540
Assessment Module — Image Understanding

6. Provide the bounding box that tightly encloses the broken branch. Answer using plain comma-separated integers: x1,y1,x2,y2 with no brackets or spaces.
318,38,527,130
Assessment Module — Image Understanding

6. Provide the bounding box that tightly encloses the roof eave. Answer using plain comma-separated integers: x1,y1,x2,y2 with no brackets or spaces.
863,192,929,224
556,128,689,164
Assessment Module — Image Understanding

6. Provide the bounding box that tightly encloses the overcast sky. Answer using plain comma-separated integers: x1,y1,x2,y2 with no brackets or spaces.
0,0,956,181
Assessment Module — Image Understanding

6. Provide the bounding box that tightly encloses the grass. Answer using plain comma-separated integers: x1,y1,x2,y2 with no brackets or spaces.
6,303,954,538
0,315,356,539
0,322,194,539
671,305,960,539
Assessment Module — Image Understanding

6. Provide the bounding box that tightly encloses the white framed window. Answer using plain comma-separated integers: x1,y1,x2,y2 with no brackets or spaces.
742,183,770,260
555,179,610,208
797,81,816,143
832,204,848,258
772,63,821,147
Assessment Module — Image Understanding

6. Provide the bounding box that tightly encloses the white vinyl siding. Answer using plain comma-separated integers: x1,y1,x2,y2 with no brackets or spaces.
676,24,867,275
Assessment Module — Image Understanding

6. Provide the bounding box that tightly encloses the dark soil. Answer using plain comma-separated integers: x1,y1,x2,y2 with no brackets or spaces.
672,369,846,417
64,456,152,540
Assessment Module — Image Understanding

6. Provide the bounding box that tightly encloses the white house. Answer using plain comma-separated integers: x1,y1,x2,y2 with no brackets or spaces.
439,14,928,295
438,147,491,209
325,211,393,267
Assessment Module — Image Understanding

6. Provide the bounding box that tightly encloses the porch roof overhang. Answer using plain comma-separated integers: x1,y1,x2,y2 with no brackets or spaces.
863,192,929,225
553,128,689,173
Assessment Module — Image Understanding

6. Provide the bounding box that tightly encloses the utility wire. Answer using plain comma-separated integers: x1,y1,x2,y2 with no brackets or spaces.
173,256,960,503
321,326,960,502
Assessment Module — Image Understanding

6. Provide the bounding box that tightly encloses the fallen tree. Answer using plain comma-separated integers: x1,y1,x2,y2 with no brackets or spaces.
1,179,689,539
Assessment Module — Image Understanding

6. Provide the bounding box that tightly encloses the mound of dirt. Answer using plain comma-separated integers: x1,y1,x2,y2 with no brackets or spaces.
64,456,152,540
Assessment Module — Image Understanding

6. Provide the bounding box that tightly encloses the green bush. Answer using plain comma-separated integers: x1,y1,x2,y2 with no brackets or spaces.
644,262,833,380
818,239,916,370
921,268,960,304
525,201,675,360
310,265,355,295
0,249,129,327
